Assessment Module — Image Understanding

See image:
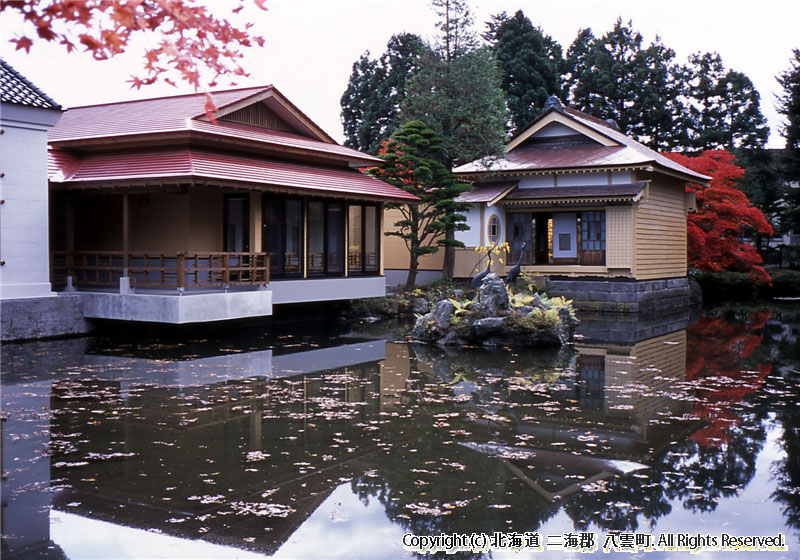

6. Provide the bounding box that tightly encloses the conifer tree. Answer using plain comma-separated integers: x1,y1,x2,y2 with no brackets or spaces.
483,10,564,134
368,121,473,286
340,34,429,154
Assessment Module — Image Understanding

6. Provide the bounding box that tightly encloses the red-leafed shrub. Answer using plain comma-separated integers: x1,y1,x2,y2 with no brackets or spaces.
666,150,773,284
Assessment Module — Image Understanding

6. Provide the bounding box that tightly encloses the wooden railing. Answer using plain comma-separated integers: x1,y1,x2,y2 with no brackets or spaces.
51,251,269,290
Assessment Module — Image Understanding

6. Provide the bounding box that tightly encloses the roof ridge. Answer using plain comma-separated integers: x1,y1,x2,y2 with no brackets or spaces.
67,85,272,110
562,106,617,131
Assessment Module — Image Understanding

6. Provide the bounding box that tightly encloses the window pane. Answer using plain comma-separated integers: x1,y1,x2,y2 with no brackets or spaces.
348,205,362,272
364,206,378,272
327,204,344,273
263,199,284,276
285,199,302,275
308,202,324,274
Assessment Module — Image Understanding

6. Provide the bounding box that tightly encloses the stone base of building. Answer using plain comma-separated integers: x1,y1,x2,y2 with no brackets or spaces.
1,294,90,342
544,276,691,315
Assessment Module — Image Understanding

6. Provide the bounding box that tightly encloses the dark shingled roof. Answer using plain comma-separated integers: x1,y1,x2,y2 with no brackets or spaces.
0,58,60,109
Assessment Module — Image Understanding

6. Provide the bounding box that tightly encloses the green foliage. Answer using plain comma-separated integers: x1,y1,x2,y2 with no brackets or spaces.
340,34,429,154
483,10,563,134
777,49,800,234
368,121,473,285
694,270,759,303
679,52,769,150
563,19,685,151
401,46,506,166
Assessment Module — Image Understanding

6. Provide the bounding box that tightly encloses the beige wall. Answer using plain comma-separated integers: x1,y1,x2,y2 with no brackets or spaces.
384,207,445,272
633,176,688,279
132,192,191,253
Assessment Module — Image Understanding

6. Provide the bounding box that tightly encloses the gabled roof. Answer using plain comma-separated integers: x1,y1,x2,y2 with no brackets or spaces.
454,102,710,184
0,58,60,109
48,85,379,166
48,147,418,202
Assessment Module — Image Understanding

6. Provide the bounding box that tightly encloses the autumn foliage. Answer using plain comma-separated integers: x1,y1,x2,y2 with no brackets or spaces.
2,0,266,96
665,150,773,284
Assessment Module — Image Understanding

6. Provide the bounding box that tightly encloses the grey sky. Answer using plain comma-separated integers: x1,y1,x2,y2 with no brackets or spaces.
1,0,797,148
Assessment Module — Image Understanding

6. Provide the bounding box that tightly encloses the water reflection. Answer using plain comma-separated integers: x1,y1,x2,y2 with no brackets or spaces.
2,307,800,559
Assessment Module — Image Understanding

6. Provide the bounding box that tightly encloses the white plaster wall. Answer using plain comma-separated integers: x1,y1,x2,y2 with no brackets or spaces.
534,122,579,138
455,205,482,247
611,170,633,184
553,213,577,259
558,171,607,187
519,175,554,189
0,104,62,299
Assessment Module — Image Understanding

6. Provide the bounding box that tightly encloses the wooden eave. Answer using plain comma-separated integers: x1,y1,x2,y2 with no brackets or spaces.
49,129,379,168
48,176,400,202
455,164,653,181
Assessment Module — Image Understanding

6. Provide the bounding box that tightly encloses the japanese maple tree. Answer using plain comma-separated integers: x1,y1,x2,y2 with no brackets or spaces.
2,0,266,112
665,149,773,283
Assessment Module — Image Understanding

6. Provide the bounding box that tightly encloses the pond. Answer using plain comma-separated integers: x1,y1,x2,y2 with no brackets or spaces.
2,305,800,559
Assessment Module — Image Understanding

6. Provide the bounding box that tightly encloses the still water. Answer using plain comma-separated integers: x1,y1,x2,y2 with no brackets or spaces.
2,306,800,559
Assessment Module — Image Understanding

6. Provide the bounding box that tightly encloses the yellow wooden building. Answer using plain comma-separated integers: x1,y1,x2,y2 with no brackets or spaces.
384,98,710,312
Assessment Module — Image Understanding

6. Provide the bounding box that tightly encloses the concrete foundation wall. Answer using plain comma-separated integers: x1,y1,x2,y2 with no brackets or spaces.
269,276,385,304
79,289,272,323
1,294,90,341
544,276,691,314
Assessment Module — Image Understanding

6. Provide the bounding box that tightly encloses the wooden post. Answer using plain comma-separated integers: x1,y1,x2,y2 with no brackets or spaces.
122,193,130,276
177,252,185,291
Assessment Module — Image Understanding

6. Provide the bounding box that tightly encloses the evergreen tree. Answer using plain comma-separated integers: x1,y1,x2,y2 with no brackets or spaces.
431,0,479,63
564,19,685,150
340,33,428,154
776,49,800,233
402,47,506,167
564,20,642,133
368,121,473,286
402,0,506,279
680,52,769,151
483,10,564,134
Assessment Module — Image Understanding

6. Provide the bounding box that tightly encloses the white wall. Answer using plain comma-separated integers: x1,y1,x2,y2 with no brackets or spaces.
553,213,577,259
558,171,607,186
455,205,482,246
519,175,554,189
0,104,62,299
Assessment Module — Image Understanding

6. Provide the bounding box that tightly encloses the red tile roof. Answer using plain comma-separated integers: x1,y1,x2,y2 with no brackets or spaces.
50,86,269,140
454,105,710,184
48,85,380,166
49,148,418,202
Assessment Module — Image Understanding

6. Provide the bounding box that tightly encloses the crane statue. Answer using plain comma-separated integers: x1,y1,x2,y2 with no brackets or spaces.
505,241,528,287
470,244,495,290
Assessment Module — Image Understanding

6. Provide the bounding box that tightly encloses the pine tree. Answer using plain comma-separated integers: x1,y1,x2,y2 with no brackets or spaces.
368,121,473,286
776,49,800,233
484,10,564,134
680,52,769,151
340,34,428,154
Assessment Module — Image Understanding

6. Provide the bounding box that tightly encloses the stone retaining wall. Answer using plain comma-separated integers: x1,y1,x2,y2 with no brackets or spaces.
544,276,691,314
1,294,90,341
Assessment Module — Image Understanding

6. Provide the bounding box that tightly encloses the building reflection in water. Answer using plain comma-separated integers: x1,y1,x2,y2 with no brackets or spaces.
2,306,795,558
